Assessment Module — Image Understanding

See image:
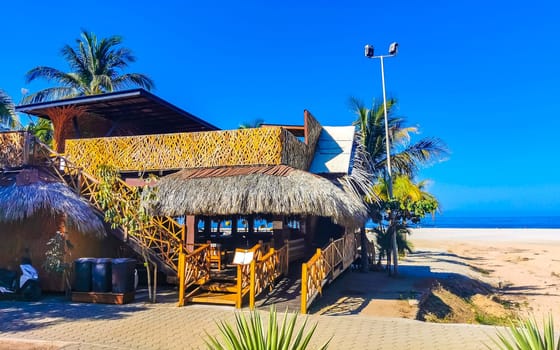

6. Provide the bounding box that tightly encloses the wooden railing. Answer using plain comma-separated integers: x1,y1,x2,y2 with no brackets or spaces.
301,248,326,314
0,131,28,169
178,243,211,306
235,244,262,308
301,230,360,314
287,238,306,262
249,244,288,309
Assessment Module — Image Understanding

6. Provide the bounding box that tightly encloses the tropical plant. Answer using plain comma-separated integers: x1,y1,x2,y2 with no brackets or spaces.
95,164,159,301
0,89,18,129
490,314,559,350
23,30,154,104
351,97,447,178
44,231,74,294
206,307,330,350
26,118,54,147
239,118,265,129
371,175,439,224
373,224,413,268
352,97,447,275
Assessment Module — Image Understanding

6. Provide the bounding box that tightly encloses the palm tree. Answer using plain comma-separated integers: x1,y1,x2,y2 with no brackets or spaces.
0,89,18,129
370,175,440,270
23,30,154,104
352,97,447,275
239,118,264,129
351,97,447,178
27,118,54,147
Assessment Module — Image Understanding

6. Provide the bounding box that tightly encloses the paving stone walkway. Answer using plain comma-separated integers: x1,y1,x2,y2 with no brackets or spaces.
0,293,505,350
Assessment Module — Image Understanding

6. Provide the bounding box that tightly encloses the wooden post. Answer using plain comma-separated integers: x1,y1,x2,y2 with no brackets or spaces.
285,239,290,271
177,252,186,307
204,217,211,236
152,264,158,303
301,263,308,314
186,215,196,253
329,238,334,278
249,259,256,310
236,264,242,308
248,215,255,234
232,216,238,235
181,215,187,244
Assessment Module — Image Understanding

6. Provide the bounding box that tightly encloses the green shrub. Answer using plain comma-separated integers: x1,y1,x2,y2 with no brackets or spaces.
206,307,330,350
490,314,559,350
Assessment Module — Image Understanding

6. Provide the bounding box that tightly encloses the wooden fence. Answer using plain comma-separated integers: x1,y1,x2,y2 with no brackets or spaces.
301,230,360,314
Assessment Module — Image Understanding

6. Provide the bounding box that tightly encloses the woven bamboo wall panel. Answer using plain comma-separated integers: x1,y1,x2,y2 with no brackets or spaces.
65,128,286,174
0,132,25,169
280,111,323,170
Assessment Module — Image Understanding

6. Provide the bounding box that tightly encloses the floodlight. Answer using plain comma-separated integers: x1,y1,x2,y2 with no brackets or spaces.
388,42,399,55
364,44,374,58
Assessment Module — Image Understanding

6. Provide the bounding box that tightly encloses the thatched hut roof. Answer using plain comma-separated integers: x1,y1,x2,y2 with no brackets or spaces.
145,165,368,228
0,181,105,237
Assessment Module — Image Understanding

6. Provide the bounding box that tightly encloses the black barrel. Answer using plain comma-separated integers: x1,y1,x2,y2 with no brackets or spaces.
91,258,112,292
73,258,96,292
111,258,136,293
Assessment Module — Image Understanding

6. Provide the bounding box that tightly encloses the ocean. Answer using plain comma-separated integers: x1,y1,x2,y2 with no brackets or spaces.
418,215,560,229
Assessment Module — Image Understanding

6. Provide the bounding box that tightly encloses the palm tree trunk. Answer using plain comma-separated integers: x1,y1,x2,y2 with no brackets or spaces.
360,226,369,272
390,221,399,276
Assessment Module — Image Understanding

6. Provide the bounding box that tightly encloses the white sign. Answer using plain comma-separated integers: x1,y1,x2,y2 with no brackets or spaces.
232,250,254,265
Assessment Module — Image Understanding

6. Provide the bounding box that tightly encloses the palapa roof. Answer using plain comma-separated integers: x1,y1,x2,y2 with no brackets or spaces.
145,165,368,228
0,179,105,237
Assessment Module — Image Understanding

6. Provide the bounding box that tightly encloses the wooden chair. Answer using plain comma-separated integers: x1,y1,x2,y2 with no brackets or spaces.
208,241,225,270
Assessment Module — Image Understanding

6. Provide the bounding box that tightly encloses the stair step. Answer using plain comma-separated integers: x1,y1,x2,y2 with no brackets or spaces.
202,281,237,293
190,291,237,305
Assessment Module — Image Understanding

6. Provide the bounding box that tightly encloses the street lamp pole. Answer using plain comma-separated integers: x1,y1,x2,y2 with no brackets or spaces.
364,42,398,199
379,55,393,199
365,42,399,275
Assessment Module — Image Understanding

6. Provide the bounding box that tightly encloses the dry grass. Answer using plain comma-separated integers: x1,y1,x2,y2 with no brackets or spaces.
418,282,517,326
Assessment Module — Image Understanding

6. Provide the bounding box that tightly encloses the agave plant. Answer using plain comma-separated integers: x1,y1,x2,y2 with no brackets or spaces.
491,314,559,350
206,307,330,350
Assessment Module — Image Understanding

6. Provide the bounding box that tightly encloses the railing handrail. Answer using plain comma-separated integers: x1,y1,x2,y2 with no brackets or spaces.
301,230,360,314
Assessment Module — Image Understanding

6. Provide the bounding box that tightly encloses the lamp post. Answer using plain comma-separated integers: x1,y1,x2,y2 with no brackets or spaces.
364,42,399,275
364,42,398,199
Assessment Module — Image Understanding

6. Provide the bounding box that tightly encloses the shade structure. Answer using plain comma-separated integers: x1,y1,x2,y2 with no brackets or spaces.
0,181,105,237
145,165,368,229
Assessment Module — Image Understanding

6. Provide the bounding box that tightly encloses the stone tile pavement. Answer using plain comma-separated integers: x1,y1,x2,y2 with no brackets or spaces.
0,293,505,350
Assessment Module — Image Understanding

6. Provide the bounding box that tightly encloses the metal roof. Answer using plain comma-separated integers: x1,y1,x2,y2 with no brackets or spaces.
15,89,219,134
309,126,356,175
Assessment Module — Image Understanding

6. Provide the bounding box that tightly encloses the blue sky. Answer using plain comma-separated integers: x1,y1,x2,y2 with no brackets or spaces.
1,1,559,217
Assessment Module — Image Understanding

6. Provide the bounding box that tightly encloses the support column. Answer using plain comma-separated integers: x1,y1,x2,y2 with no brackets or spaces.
204,217,211,236
248,215,255,234
186,215,196,252
231,216,238,235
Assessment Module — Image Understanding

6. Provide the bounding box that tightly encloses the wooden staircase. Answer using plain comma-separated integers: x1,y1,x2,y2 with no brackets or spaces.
31,140,194,279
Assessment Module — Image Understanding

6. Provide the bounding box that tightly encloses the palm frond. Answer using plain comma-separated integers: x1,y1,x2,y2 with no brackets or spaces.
0,89,18,128
22,30,155,103
112,73,155,91
22,87,79,104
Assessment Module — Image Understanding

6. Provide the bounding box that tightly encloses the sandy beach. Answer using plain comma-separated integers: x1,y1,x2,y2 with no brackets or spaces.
313,228,560,326
411,228,560,322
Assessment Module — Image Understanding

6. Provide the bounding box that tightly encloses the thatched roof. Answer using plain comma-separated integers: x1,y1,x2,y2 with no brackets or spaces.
145,165,368,228
0,181,105,237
